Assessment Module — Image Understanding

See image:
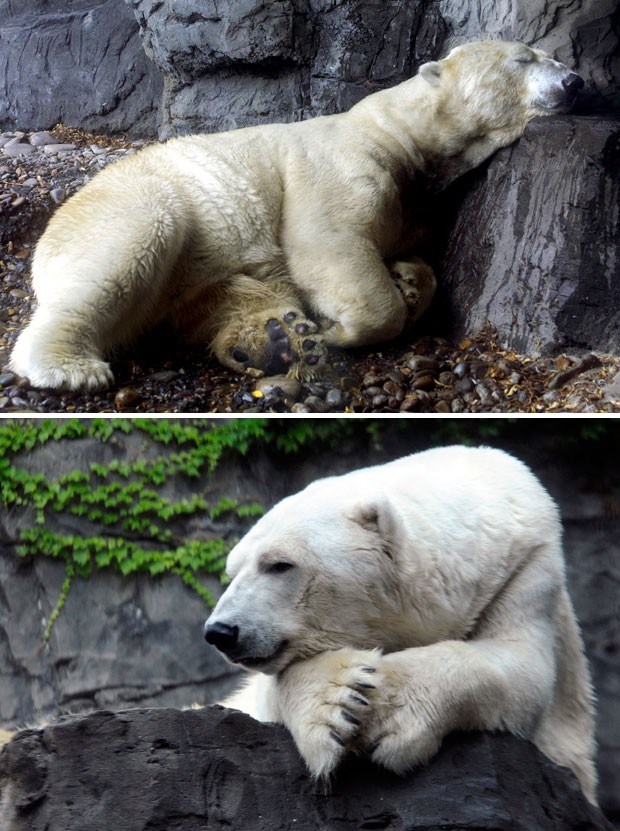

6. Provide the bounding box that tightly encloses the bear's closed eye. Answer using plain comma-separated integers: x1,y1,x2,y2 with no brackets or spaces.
265,561,295,574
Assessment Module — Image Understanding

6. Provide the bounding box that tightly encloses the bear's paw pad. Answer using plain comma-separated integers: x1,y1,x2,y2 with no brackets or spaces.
225,310,327,378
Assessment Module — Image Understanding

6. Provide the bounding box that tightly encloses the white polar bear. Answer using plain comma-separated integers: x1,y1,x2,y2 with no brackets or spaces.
10,42,583,390
204,446,597,804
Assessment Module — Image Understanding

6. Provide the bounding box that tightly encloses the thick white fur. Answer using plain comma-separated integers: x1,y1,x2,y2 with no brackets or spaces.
208,446,597,804
11,42,582,389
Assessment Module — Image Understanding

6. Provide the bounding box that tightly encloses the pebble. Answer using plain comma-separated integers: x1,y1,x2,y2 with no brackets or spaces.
255,374,301,400
2,142,37,157
29,131,56,147
42,143,77,154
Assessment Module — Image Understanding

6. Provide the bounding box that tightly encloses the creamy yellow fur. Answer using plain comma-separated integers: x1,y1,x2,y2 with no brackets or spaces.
11,42,581,389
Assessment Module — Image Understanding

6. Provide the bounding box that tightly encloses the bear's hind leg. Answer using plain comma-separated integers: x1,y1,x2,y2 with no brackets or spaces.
10,177,188,391
11,308,115,391
197,276,328,377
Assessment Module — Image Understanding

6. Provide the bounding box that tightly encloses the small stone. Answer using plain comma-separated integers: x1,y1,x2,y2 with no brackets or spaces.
399,394,420,412
437,371,455,386
0,372,17,386
410,373,434,390
434,400,451,413
9,397,29,409
9,289,28,299
371,393,388,407
3,143,37,157
455,377,474,394
290,403,311,413
303,395,329,413
325,388,344,408
255,375,301,400
50,188,66,204
405,355,437,373
362,371,382,388
148,370,179,383
114,387,142,411
29,131,56,147
42,143,77,154
453,362,469,379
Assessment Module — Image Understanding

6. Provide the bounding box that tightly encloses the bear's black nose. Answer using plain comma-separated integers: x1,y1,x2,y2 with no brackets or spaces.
204,621,239,652
562,73,584,94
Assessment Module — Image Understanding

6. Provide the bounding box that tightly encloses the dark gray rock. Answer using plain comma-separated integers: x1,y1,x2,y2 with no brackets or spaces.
437,115,620,356
127,0,448,138
0,0,162,137
0,709,614,831
0,545,241,724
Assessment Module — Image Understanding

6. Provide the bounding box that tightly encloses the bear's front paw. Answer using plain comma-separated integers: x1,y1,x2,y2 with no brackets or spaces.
278,648,382,780
214,309,328,379
360,653,445,774
389,257,437,324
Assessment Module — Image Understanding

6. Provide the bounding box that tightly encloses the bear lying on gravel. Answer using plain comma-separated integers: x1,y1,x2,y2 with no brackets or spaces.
11,42,583,390
205,446,597,804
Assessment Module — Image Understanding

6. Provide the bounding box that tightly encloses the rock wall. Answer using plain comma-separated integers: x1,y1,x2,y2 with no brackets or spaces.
0,0,162,136
3,1,616,138
0,425,618,822
0,710,614,831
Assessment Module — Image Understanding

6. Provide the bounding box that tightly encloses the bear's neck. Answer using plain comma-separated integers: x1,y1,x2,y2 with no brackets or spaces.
347,78,498,189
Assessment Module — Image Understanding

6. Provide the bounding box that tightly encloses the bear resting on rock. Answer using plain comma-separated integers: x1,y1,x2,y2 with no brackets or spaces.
205,447,597,805
11,42,583,390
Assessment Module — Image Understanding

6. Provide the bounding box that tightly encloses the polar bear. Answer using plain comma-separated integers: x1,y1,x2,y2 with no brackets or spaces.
11,42,583,390
204,446,597,804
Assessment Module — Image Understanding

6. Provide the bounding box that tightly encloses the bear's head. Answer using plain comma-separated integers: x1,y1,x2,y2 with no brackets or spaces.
419,40,583,135
204,490,407,674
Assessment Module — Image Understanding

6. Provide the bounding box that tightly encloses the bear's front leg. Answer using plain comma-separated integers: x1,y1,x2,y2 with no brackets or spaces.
360,638,554,775
273,648,383,780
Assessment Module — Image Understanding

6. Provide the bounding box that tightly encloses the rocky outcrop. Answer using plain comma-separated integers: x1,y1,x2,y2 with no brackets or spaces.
0,0,162,137
436,115,620,356
0,708,614,831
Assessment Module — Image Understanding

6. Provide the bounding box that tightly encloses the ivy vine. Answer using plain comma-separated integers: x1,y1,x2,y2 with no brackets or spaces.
0,418,385,640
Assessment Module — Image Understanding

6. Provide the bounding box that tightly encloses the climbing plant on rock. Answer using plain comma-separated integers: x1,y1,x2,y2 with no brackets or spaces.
0,418,385,640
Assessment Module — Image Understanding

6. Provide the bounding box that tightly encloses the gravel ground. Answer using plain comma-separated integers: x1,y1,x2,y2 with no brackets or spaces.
1,126,619,415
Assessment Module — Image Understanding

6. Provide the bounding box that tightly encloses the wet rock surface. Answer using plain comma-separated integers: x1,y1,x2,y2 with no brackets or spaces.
0,709,614,831
1,126,619,414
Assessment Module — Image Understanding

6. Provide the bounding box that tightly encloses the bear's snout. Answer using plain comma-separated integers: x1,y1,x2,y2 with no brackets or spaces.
562,73,584,96
204,620,239,652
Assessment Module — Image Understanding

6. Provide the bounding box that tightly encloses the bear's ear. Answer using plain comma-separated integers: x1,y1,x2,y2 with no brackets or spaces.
347,498,401,561
419,61,442,86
